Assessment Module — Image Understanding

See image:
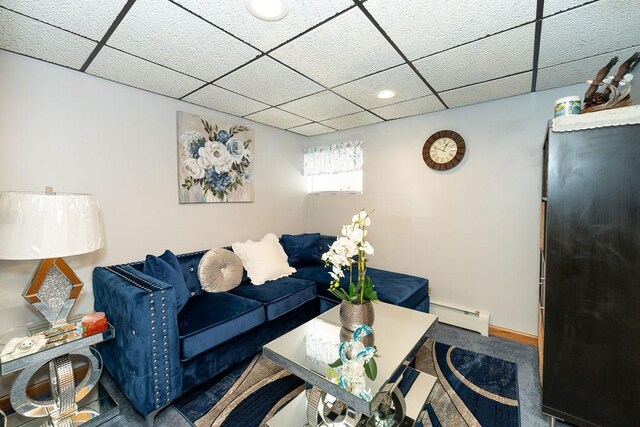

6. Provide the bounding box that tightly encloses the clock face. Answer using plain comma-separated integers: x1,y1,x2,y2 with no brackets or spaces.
429,137,458,164
422,130,466,171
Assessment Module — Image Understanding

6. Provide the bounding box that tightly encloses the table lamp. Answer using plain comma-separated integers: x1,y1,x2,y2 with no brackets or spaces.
0,189,105,327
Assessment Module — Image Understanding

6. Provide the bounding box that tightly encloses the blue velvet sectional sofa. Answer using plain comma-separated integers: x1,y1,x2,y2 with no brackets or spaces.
92,235,429,424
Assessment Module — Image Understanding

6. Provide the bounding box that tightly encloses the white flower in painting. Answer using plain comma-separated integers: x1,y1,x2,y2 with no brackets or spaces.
184,158,205,179
198,141,233,173
180,131,205,158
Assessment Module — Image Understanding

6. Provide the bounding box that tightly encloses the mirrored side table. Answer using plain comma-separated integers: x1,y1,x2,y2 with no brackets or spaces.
0,316,119,426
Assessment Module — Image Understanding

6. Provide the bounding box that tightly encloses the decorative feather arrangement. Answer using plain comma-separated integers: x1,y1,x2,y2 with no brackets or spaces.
582,52,639,113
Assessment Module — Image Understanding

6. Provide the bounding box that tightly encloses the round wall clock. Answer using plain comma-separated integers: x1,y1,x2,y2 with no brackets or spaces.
422,130,466,171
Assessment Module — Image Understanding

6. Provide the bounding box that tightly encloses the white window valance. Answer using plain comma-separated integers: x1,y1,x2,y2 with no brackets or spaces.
303,141,363,176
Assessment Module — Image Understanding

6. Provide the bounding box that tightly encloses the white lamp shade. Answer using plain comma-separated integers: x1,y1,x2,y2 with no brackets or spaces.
0,192,105,260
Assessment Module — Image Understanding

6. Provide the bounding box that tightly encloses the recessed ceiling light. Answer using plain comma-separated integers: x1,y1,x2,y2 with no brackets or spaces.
376,89,396,99
246,0,290,21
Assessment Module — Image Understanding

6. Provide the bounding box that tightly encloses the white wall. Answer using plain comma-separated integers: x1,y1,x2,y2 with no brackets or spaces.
0,51,308,334
305,83,584,335
0,48,586,396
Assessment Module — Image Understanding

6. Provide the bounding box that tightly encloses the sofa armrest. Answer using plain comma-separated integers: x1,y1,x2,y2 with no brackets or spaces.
93,265,182,417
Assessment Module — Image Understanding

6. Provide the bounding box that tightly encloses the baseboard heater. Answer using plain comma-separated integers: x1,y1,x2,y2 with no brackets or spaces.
429,301,490,336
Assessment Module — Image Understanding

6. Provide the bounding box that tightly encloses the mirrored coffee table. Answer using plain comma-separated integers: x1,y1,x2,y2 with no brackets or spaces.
263,302,438,426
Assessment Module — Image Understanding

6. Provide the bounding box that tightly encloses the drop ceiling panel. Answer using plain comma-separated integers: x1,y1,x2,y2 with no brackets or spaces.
173,0,353,52
86,46,203,99
244,108,311,129
363,0,536,60
107,0,260,81
543,0,591,17
271,8,403,87
332,65,432,109
215,56,323,105
183,84,269,117
0,8,96,69
539,0,640,68
370,96,444,120
413,25,535,92
279,91,362,122
289,123,335,136
537,46,640,91
440,72,532,109
0,0,126,40
321,111,382,131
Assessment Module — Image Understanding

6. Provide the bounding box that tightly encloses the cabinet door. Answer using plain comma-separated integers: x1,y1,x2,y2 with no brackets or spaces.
542,125,640,426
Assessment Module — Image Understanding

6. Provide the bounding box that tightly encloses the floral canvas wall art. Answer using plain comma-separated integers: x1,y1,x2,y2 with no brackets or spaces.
177,111,254,203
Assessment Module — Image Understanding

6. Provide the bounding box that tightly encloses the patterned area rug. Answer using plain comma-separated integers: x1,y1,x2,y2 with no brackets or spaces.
174,338,520,426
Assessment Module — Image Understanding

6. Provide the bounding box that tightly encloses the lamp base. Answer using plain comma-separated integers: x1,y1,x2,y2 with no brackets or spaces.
22,258,83,326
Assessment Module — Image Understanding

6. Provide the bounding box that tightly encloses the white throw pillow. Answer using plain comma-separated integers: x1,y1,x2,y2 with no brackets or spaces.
231,233,296,285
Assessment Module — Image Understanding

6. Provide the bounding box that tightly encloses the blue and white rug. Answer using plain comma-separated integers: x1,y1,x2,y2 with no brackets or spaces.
174,339,520,426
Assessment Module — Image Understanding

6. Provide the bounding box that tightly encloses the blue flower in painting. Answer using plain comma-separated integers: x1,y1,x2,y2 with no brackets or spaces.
204,169,232,192
226,138,245,160
189,137,207,159
217,130,230,143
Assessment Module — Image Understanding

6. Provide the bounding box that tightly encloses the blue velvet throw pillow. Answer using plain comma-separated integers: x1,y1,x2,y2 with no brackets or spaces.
281,233,322,267
143,250,190,313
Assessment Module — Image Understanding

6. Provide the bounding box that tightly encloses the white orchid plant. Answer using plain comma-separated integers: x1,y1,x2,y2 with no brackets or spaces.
321,210,378,304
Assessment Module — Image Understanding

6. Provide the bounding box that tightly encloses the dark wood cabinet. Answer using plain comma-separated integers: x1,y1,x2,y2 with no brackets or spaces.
540,123,640,426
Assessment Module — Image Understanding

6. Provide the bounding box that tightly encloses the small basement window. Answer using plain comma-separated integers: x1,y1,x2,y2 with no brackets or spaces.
303,141,363,194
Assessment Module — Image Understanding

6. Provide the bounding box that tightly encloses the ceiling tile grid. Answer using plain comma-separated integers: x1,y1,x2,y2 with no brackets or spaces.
321,111,383,131
0,0,126,40
173,0,353,52
537,45,640,91
363,0,536,60
332,64,432,109
86,46,204,99
215,56,323,105
543,0,592,17
244,108,311,129
413,24,535,92
183,84,269,117
0,8,96,69
539,0,640,68
279,90,362,122
371,95,445,120
2,0,636,136
270,7,404,87
107,0,260,82
440,72,533,109
289,122,335,136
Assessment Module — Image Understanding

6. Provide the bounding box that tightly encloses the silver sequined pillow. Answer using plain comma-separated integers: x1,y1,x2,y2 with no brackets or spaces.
197,248,243,293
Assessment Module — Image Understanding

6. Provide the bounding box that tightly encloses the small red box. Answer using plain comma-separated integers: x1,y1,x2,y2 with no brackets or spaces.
81,312,108,336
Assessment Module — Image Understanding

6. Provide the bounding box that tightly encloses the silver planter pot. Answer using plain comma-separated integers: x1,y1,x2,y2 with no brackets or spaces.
339,301,375,332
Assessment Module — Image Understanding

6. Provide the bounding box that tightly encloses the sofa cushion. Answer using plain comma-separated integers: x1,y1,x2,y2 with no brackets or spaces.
143,250,190,313
230,277,317,321
198,248,243,293
232,233,296,285
293,265,428,309
177,292,265,361
319,235,337,254
281,233,322,267
175,251,207,298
